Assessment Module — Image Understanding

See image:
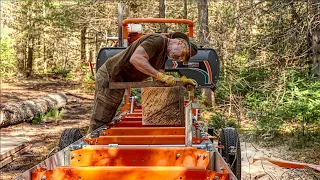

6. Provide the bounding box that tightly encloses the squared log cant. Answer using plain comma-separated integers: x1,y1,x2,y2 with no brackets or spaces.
142,86,184,126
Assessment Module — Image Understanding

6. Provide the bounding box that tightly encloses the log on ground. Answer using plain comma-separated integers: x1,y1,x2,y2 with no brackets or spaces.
141,87,184,126
0,93,68,128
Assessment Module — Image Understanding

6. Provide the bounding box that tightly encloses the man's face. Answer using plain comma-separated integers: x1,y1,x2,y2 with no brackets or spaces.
168,39,189,63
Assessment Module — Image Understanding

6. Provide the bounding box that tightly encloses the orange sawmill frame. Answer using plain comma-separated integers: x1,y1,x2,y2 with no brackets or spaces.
25,18,238,180
28,97,235,180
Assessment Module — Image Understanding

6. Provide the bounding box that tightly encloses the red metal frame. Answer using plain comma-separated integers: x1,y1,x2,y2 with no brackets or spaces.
32,167,229,180
30,104,234,180
84,135,207,145
69,147,209,167
101,127,185,135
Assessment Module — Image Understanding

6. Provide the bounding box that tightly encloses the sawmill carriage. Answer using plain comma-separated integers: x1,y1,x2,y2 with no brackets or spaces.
14,4,242,180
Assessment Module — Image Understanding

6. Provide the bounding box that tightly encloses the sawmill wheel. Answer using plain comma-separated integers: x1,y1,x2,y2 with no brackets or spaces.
58,128,83,151
219,127,241,179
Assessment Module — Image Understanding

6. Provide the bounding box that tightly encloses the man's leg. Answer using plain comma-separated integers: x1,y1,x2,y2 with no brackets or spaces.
88,86,125,133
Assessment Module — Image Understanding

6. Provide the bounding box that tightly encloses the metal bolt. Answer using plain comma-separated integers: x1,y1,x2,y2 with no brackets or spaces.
220,167,225,170
71,154,76,158
197,140,200,143
176,154,181,158
41,175,46,180
197,154,201,159
214,176,219,180
203,154,207,159
90,141,93,144
103,132,106,135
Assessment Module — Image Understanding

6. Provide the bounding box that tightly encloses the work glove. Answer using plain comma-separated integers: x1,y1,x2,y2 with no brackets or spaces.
156,72,177,86
180,75,197,91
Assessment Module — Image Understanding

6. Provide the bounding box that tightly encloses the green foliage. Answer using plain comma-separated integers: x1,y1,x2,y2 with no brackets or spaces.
32,108,64,124
244,69,320,134
81,72,95,92
209,111,238,130
131,88,142,105
0,27,15,78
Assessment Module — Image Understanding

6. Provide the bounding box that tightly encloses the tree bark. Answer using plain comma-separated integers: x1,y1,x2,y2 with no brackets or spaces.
309,0,320,76
81,26,87,62
25,4,34,78
198,0,209,47
142,87,184,126
26,39,33,77
198,0,213,108
183,0,187,19
159,0,167,33
0,93,68,128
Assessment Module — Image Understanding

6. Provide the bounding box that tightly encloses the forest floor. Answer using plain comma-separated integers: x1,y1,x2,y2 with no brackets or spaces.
0,77,319,180
0,76,93,179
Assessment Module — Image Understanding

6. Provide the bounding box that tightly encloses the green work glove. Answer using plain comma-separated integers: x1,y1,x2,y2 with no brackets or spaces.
156,72,177,86
180,75,197,91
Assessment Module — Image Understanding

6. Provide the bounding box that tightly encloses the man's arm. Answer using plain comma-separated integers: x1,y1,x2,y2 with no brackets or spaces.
129,45,176,86
129,45,159,78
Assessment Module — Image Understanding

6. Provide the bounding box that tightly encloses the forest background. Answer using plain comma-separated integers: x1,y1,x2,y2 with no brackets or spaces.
1,0,320,160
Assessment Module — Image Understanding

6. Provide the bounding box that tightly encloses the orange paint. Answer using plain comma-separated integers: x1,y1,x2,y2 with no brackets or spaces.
70,147,209,167
102,127,185,136
84,136,206,145
32,166,228,180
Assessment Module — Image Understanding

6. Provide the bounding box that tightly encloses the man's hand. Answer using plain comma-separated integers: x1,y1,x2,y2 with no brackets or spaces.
156,72,176,86
180,76,197,91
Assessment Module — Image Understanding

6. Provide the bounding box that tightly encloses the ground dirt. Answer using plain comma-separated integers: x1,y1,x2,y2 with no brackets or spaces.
0,76,94,180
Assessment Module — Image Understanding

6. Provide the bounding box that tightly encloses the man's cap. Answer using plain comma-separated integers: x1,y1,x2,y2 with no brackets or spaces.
170,32,198,63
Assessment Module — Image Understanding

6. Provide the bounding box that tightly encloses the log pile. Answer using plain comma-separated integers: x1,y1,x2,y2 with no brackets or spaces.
0,93,68,128
141,87,184,126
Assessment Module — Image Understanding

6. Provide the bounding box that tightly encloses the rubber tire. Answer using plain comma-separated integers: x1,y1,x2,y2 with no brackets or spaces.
58,128,83,151
219,127,241,179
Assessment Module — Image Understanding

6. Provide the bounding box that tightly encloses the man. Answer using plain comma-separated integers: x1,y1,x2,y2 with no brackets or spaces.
88,32,198,132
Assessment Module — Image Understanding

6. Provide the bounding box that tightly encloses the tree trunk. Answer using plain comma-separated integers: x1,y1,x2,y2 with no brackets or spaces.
142,87,184,126
179,0,188,32
63,36,69,71
309,0,320,76
26,38,33,77
95,33,99,59
183,0,187,20
43,1,47,73
80,26,87,62
159,0,167,33
0,93,68,128
198,0,209,47
201,88,215,108
198,0,213,107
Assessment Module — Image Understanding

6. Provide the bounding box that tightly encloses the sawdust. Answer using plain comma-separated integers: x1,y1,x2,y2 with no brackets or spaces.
241,142,320,179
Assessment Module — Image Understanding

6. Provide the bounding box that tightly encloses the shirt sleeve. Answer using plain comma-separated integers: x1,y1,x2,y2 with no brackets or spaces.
139,35,165,59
